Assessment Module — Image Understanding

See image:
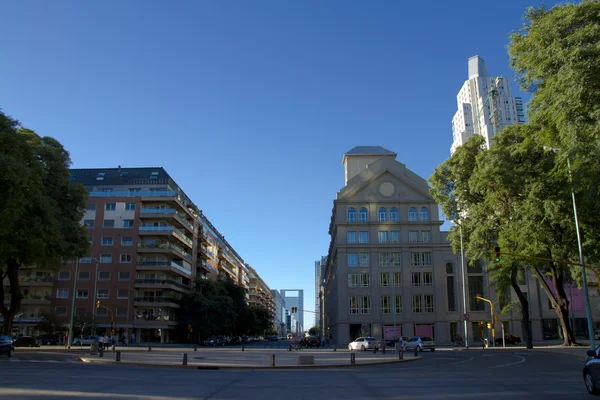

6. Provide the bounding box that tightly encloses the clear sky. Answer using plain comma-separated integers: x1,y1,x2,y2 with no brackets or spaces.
1,0,564,328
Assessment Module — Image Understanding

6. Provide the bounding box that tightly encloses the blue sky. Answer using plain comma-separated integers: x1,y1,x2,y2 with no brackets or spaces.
0,0,564,327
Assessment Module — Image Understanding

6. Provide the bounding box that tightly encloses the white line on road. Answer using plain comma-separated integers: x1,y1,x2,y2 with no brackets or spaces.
488,354,526,369
451,356,473,365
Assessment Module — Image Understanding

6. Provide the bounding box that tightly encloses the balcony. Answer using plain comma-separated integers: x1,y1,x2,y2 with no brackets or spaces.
133,296,180,309
135,278,190,292
139,226,193,248
133,313,178,328
139,208,194,233
136,260,192,277
138,242,192,262
196,260,212,272
4,294,52,305
3,276,54,287
220,262,236,278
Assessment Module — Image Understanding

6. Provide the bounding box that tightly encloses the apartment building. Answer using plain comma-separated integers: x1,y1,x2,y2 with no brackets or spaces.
247,265,276,327
2,167,269,341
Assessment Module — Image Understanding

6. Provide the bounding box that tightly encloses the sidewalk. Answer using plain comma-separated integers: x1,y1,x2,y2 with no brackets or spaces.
78,347,420,369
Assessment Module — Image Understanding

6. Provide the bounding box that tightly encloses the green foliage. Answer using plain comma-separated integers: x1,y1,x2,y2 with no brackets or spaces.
178,278,274,342
0,110,89,334
308,326,321,336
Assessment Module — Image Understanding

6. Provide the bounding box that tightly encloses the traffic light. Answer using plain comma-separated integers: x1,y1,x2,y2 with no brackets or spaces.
487,323,492,329
96,300,101,309
291,307,297,313
494,246,501,262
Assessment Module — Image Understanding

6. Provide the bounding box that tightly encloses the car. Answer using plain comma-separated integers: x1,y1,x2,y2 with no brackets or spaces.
584,347,600,395
386,337,407,348
306,336,320,348
0,335,14,357
72,335,100,346
267,335,279,342
495,334,521,345
38,334,59,345
405,336,435,352
13,336,40,347
348,336,379,351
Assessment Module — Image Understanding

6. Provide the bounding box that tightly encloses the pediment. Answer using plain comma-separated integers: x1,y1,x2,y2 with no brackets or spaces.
337,157,433,203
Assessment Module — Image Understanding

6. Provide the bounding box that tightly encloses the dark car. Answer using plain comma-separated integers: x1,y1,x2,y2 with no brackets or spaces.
0,335,14,357
38,334,58,345
584,347,600,394
267,335,279,342
495,334,521,345
13,336,40,347
306,336,320,348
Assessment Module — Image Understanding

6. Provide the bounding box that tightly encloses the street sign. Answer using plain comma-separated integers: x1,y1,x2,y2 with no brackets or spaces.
461,313,470,321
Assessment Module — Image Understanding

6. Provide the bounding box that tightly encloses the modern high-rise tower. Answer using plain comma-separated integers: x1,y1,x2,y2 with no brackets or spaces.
314,256,326,326
450,56,525,154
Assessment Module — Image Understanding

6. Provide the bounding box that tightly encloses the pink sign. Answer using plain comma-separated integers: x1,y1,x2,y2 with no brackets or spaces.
415,324,433,338
545,279,584,312
384,325,401,340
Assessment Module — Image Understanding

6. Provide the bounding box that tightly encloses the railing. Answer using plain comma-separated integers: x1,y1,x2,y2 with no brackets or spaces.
140,208,176,215
137,260,192,275
135,278,189,290
134,314,172,321
90,190,177,198
139,226,193,247
134,296,181,303
172,229,193,247
138,243,192,260
175,212,194,231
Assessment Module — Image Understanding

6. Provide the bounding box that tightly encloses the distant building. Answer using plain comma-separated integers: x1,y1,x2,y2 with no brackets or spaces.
451,55,525,154
271,289,287,336
281,289,304,331
314,256,326,326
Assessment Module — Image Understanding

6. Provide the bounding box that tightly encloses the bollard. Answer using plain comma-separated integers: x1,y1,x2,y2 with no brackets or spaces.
350,353,356,365
148,345,152,352
373,346,378,354
399,349,403,360
99,347,104,358
271,354,276,367
112,345,116,353
333,346,336,352
414,346,418,357
242,345,245,352
183,353,188,365
382,346,386,355
116,350,121,362
194,346,197,352
288,344,292,352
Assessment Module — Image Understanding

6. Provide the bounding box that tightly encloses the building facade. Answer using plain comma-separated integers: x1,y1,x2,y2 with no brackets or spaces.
2,167,272,341
314,257,326,327
247,265,276,330
451,55,525,154
271,289,287,337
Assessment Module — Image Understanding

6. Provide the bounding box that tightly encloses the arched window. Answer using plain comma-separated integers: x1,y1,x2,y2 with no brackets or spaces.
390,207,398,222
347,208,356,222
377,207,387,222
408,207,417,221
359,207,368,222
420,207,429,221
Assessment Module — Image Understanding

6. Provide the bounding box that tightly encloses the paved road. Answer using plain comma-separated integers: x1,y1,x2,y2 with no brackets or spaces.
0,349,589,399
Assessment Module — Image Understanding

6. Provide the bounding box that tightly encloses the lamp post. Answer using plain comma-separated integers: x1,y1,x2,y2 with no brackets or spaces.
547,147,595,349
67,258,80,349
459,223,469,349
91,258,99,335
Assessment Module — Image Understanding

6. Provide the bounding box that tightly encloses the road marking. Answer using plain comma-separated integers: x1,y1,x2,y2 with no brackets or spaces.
451,356,473,365
488,354,526,369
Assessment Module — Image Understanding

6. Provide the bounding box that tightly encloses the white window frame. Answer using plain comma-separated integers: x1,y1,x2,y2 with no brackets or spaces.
408,207,418,221
100,254,112,263
391,253,401,267
347,231,357,244
423,272,433,286
359,253,370,267
378,231,388,244
360,273,370,288
360,296,371,314
379,253,390,267
411,272,421,287
125,203,136,211
393,272,402,287
105,203,116,211
101,236,113,246
97,289,109,299
347,208,356,222
57,288,69,299
123,219,134,228
395,295,403,314
58,271,70,281
378,208,387,222
424,295,434,313
359,231,369,244
381,295,391,314
380,272,390,287
348,274,360,288
121,237,133,246
409,231,419,243
420,207,429,221
359,208,368,223
103,219,115,228
411,252,421,266
413,295,422,313
390,208,398,222
120,254,132,264
421,231,431,243
390,231,400,244
349,296,359,314
423,252,432,266
117,289,129,299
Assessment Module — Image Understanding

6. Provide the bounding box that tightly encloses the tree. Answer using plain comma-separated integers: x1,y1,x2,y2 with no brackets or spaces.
0,111,89,334
308,326,321,336
509,1,600,266
430,135,534,348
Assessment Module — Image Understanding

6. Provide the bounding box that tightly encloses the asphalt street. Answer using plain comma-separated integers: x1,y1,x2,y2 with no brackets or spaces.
0,349,589,399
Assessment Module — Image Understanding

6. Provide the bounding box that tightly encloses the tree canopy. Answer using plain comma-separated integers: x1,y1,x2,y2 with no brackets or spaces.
0,110,89,334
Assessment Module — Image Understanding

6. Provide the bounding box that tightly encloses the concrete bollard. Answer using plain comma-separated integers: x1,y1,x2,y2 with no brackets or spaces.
333,346,337,352
350,353,356,365
242,345,245,351
116,350,121,362
271,354,276,367
99,347,104,358
194,346,197,352
148,345,152,352
414,346,418,357
399,349,403,360
183,353,188,365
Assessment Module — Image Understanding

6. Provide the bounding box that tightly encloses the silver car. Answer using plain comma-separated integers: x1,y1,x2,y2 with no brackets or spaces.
348,336,380,351
405,336,435,352
72,335,100,346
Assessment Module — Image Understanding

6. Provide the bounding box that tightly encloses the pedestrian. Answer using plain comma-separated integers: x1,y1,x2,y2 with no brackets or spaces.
98,336,105,350
321,336,326,348
104,335,109,348
131,332,135,345
111,334,117,347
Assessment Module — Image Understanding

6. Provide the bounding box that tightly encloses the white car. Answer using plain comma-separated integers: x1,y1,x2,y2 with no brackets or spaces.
72,336,100,346
348,336,379,351
405,336,435,352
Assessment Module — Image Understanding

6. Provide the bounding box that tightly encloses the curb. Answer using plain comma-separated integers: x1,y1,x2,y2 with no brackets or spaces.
77,356,421,371
527,349,587,362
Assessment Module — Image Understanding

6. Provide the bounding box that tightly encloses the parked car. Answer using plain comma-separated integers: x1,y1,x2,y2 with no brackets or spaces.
306,336,320,348
405,336,435,352
38,334,59,345
13,336,40,347
267,335,279,342
495,334,521,345
348,337,379,351
0,335,14,357
72,336,100,346
386,337,407,348
583,347,600,394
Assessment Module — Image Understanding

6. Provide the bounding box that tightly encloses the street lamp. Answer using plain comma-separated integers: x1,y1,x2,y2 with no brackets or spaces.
458,221,469,349
546,147,595,349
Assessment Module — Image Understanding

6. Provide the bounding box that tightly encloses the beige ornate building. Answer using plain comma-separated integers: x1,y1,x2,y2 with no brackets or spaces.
323,147,461,345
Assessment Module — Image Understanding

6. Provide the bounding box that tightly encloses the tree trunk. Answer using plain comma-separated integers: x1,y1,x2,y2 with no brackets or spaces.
0,259,23,335
511,269,533,349
532,265,577,346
